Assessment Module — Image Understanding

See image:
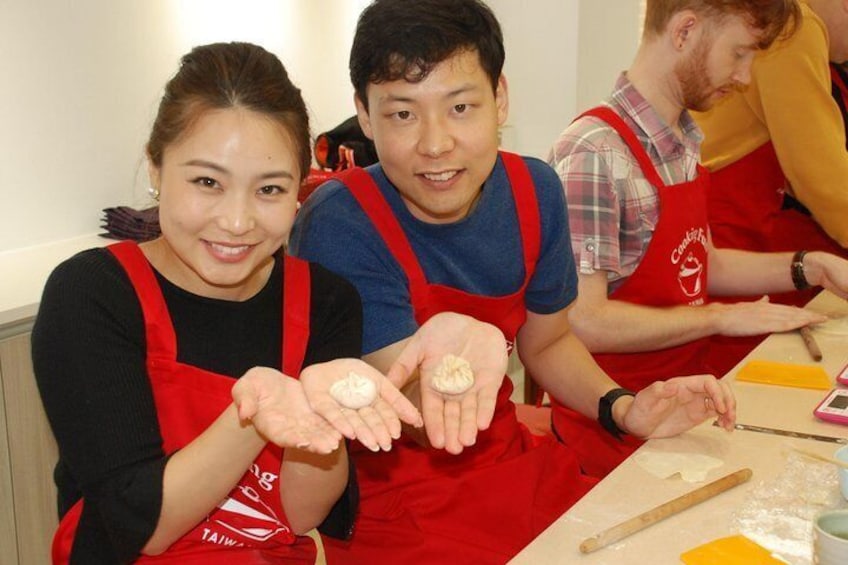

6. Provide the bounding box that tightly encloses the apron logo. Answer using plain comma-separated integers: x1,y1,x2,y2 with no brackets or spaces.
676,252,704,298
670,228,708,298
200,465,290,546
212,487,290,543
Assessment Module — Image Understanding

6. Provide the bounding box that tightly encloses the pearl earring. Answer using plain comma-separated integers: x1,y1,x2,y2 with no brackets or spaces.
148,186,160,201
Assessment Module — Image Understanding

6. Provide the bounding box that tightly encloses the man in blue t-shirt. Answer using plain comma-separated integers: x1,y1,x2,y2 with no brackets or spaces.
290,0,737,562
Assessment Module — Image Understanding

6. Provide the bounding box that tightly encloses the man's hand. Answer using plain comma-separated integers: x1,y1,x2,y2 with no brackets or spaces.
709,296,827,336
805,252,848,300
620,374,736,439
387,312,508,455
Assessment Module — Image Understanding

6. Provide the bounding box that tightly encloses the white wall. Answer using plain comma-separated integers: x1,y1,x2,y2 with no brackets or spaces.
0,0,368,254
489,0,579,159
0,0,639,255
576,0,642,112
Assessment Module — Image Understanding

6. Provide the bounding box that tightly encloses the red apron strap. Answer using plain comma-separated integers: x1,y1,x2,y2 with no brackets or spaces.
282,255,311,377
578,106,667,189
52,499,84,565
337,167,430,305
499,151,541,285
832,63,848,98
107,241,177,360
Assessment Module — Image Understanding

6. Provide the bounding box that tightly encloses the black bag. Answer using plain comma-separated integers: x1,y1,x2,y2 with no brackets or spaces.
314,116,378,170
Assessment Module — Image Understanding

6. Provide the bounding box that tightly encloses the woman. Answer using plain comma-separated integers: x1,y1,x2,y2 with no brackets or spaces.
32,42,420,564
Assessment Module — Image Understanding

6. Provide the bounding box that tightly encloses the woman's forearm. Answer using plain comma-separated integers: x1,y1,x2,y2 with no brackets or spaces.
142,403,266,555
279,445,348,534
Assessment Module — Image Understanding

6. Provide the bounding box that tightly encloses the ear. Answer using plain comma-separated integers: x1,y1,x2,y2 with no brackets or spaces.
354,94,375,141
669,10,699,51
495,74,509,127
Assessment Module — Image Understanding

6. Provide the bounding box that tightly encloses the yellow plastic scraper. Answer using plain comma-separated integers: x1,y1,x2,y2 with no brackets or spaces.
734,360,831,390
680,534,785,564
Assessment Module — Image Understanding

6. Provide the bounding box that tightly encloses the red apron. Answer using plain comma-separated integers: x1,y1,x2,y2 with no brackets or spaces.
709,140,846,260
52,241,316,564
710,142,840,307
551,107,750,478
321,152,596,564
707,85,847,295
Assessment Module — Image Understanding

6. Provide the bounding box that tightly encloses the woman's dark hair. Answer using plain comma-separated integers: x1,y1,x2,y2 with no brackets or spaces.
147,42,311,181
350,0,505,109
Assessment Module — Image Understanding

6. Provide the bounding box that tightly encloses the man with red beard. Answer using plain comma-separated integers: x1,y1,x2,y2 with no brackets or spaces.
547,0,848,479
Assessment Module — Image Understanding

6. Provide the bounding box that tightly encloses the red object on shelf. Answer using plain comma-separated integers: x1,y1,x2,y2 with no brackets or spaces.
300,168,344,203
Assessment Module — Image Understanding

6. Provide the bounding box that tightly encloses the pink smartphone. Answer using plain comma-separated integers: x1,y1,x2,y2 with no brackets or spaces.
814,389,848,425
837,363,848,386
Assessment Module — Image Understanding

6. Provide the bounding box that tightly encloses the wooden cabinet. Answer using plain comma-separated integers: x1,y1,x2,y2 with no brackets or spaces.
0,329,58,565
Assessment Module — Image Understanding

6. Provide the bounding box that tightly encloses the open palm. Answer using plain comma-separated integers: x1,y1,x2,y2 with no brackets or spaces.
300,358,422,452
388,312,508,454
232,367,342,454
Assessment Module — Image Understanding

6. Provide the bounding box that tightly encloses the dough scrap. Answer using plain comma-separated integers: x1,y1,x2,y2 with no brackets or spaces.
634,450,724,483
430,354,474,395
329,371,378,409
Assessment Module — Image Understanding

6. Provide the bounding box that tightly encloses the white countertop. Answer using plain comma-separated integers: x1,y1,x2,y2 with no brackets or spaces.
0,234,110,331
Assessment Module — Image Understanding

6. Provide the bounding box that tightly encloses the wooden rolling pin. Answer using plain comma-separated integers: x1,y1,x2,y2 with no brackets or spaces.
579,468,753,554
792,445,848,470
800,326,823,362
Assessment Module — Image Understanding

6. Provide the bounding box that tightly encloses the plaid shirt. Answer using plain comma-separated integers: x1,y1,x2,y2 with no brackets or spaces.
548,73,703,289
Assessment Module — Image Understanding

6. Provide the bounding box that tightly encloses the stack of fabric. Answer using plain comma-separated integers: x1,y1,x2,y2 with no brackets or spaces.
100,205,160,242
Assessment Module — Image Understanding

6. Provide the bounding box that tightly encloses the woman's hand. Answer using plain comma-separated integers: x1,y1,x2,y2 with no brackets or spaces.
300,358,423,452
387,312,509,455
232,367,342,454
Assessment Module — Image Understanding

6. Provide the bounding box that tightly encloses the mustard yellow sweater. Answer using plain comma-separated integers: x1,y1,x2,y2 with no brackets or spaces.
694,3,848,247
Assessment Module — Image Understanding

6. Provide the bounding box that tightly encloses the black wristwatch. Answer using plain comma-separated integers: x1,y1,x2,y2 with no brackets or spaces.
791,250,811,290
598,388,635,440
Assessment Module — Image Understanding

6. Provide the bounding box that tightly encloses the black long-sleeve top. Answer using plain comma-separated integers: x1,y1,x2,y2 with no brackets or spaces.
31,248,362,563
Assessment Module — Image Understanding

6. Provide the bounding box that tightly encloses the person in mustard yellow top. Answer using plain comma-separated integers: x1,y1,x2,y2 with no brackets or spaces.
694,0,848,259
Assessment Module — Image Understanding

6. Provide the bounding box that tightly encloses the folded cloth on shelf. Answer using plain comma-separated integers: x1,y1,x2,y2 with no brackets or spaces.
100,205,161,242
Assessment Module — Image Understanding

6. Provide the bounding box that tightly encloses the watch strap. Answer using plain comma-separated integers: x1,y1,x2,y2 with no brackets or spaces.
791,250,810,290
598,387,635,440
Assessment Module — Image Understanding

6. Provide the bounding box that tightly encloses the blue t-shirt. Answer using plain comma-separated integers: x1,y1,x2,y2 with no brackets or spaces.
290,154,577,354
